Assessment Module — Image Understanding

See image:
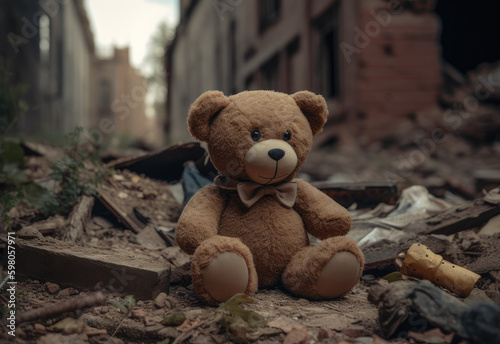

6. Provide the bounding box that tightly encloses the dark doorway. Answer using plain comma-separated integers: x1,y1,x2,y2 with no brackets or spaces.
435,0,500,74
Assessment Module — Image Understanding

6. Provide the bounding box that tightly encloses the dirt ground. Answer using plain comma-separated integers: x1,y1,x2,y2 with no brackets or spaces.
2,212,500,344
3,278,379,344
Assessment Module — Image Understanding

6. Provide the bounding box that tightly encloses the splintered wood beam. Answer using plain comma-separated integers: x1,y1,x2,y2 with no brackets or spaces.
311,181,399,208
15,237,170,300
363,235,450,272
106,142,205,182
406,187,500,235
66,195,95,242
96,187,144,234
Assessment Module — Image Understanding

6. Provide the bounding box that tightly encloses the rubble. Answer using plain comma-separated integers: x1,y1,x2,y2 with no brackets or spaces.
311,181,399,208
107,142,205,182
363,234,450,272
404,186,500,235
368,280,500,342
96,169,181,234
2,137,500,344
15,237,171,300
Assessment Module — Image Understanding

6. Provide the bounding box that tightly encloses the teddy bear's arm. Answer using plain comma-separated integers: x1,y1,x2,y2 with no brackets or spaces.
175,185,225,254
293,179,352,239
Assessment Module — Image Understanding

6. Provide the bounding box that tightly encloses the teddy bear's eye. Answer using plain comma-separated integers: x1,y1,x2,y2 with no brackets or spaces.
251,130,261,141
283,131,292,141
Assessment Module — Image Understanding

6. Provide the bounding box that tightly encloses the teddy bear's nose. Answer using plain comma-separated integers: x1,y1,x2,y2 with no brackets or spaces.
268,149,285,161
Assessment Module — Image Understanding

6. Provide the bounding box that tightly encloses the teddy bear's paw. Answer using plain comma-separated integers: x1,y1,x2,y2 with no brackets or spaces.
190,236,258,304
203,252,249,302
317,251,361,298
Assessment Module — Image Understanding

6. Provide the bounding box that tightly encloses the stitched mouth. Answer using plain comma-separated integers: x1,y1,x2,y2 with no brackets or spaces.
258,162,287,185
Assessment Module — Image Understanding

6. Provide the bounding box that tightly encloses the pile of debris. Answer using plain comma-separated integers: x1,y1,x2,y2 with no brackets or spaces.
1,140,500,344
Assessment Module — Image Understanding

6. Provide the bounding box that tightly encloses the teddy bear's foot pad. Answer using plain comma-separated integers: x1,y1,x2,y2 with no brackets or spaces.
317,251,361,298
203,252,249,302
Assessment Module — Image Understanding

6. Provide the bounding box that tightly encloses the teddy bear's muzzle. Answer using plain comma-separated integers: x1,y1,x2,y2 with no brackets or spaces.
244,139,297,184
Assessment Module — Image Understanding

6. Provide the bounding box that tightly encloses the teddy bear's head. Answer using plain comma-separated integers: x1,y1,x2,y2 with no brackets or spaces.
188,90,328,185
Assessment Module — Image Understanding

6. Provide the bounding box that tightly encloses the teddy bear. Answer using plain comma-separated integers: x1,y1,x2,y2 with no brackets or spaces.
175,90,365,304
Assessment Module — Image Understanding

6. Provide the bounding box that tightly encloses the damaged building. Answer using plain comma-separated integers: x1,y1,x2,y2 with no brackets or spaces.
166,0,500,145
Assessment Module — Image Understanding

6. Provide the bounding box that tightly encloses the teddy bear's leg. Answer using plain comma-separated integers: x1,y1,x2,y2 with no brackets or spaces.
282,236,364,299
191,235,258,304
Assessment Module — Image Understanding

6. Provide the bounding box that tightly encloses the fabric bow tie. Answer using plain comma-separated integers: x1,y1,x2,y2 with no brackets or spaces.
236,182,297,209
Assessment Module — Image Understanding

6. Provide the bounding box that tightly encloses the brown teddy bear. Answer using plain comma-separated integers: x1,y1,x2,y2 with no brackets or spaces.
176,90,365,304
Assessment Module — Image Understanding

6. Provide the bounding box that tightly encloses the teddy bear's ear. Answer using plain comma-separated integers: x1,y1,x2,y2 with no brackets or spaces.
188,91,230,142
292,91,328,137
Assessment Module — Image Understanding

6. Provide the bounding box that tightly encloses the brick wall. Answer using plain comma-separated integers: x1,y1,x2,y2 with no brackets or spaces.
355,0,441,142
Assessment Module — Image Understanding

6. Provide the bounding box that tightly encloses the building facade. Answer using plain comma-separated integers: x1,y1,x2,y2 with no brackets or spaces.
166,0,442,144
91,47,148,141
0,0,95,136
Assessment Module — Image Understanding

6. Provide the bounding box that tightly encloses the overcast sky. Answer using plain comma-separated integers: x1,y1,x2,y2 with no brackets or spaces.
85,0,179,70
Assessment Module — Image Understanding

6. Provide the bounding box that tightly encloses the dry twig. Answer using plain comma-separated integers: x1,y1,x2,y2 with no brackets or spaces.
16,291,107,324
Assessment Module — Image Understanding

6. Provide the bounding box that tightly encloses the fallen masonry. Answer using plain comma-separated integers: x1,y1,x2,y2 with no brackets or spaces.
14,237,171,300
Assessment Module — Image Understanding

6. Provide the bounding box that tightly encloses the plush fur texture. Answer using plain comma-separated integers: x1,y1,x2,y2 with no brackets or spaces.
176,90,365,304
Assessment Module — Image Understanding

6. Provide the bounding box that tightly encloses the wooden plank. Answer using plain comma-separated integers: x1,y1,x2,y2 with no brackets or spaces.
15,237,171,300
96,187,144,234
311,181,399,208
410,188,500,235
107,142,205,182
363,235,450,272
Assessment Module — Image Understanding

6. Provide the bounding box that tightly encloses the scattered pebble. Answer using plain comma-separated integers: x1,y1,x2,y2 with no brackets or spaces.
46,282,61,295
34,323,46,332
154,292,167,309
57,288,79,298
144,316,157,327
18,226,43,239
341,325,370,338
132,309,146,319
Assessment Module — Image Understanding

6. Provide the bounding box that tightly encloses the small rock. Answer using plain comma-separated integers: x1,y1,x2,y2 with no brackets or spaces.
132,309,146,319
57,288,79,298
34,323,46,331
317,327,330,341
144,316,157,326
361,274,376,282
18,226,43,239
92,216,114,229
143,190,157,200
283,327,308,344
154,292,167,309
341,325,370,338
48,317,86,334
46,282,61,295
38,333,88,344
112,174,125,181
165,295,178,308
117,191,128,199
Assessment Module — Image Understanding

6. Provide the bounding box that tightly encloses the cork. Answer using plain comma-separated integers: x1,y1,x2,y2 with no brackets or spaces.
396,243,480,297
